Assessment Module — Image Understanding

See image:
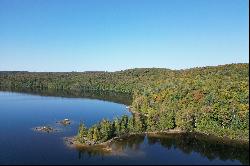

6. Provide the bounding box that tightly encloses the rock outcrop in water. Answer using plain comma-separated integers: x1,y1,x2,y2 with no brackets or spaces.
56,119,71,126
33,119,70,133
33,126,55,133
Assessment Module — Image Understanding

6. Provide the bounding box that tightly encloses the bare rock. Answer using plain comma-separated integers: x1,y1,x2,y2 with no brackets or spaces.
34,126,54,133
56,119,71,126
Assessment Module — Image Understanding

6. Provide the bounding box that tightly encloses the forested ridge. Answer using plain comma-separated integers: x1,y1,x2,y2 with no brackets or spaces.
0,63,249,142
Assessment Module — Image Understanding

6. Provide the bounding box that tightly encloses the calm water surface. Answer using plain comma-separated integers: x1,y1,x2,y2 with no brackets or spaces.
0,91,248,165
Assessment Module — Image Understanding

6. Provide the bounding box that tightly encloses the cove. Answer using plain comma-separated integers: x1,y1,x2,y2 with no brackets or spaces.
0,91,248,165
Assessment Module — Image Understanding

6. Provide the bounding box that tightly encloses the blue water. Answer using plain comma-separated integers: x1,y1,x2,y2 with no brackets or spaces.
0,91,248,165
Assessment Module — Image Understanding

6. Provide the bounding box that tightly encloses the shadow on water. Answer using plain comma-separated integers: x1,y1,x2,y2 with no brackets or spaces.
76,133,249,165
0,87,132,105
147,133,249,165
75,135,146,159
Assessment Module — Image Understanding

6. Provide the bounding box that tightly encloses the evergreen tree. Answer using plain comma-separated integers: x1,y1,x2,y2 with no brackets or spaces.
92,126,101,142
77,122,88,143
99,119,113,142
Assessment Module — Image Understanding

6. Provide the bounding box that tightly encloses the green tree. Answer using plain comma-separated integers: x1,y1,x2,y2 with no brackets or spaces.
77,121,88,143
158,110,175,131
176,109,195,131
99,119,113,142
92,126,101,142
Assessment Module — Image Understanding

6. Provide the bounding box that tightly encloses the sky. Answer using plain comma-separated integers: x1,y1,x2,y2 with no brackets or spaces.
0,0,249,72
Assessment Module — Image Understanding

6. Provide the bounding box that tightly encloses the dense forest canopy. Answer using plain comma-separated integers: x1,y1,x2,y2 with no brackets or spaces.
0,63,249,141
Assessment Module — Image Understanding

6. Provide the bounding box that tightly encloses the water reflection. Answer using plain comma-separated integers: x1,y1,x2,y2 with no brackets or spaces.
75,135,146,161
0,87,132,105
147,133,249,165
77,148,107,160
76,133,249,165
111,135,145,152
0,89,248,164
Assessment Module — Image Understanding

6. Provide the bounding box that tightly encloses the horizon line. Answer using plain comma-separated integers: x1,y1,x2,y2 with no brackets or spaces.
0,62,248,73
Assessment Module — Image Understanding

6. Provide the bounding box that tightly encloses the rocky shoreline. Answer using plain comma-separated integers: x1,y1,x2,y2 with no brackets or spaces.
64,129,186,151
64,127,249,152
64,136,113,152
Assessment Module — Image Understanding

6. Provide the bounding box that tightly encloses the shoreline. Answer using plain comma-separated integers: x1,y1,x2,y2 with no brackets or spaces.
126,107,249,144
64,128,249,152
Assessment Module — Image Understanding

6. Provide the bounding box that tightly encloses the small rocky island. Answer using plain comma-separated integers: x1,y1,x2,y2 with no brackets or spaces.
33,126,55,133
56,119,71,126
64,136,113,152
33,119,71,133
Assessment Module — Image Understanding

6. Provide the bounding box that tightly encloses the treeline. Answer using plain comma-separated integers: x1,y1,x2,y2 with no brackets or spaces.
77,115,146,144
0,63,249,140
0,68,177,93
0,70,144,93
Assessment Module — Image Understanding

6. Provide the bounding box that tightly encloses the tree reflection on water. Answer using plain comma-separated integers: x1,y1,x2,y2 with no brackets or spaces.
0,87,132,105
76,133,249,165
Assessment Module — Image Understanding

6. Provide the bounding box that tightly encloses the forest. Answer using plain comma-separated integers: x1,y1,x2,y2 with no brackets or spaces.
0,63,249,142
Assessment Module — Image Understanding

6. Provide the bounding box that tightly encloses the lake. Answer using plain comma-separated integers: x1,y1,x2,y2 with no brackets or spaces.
0,91,248,165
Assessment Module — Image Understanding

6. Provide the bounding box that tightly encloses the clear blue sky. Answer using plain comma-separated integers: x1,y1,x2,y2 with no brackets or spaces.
0,0,249,72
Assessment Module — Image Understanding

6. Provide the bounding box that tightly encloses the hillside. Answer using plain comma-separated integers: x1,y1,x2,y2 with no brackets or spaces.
0,63,249,140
